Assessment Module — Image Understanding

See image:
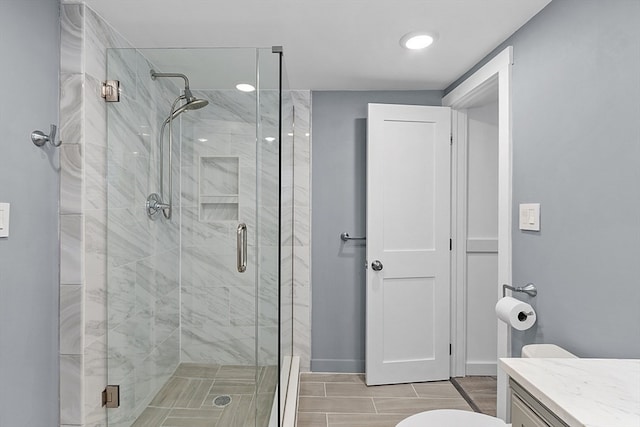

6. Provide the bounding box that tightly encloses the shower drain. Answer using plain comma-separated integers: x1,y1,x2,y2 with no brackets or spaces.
213,395,232,408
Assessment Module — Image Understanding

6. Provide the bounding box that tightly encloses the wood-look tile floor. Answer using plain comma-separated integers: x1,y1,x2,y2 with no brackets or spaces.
132,363,277,427
451,376,497,417
296,373,477,427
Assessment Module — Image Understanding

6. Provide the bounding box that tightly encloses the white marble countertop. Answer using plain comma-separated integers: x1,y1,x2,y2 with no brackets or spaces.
500,358,640,427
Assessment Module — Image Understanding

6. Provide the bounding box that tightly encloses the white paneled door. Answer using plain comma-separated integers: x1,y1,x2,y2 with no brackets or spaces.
366,103,451,385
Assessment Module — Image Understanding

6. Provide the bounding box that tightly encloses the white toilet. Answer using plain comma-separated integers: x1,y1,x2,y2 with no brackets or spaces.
521,344,577,358
396,409,508,427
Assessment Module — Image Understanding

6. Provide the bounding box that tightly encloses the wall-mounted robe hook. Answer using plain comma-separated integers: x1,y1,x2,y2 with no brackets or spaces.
31,124,62,147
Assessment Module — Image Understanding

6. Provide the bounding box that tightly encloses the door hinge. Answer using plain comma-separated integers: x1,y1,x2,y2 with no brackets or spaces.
102,385,120,408
450,238,452,251
450,344,452,355
450,134,453,145
101,80,120,102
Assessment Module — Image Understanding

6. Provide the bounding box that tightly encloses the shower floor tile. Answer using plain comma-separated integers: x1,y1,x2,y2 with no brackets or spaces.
132,363,275,427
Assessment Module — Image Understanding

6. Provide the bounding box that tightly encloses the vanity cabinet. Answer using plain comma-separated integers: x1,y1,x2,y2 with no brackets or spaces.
511,394,549,427
510,380,568,427
501,358,640,427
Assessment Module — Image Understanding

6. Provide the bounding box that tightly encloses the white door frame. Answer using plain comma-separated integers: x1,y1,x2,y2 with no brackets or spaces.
442,46,513,421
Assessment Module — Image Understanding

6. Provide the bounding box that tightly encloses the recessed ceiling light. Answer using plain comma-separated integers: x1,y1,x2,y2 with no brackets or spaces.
287,132,294,137
265,137,276,142
198,138,208,142
236,83,256,92
400,32,437,50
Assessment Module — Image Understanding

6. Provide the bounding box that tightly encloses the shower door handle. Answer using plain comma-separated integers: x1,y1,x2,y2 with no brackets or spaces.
237,223,247,273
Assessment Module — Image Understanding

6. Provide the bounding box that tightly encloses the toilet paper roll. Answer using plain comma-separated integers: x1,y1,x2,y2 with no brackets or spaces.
495,296,536,331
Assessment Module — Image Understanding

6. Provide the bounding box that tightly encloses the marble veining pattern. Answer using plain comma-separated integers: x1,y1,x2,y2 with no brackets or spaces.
60,284,83,354
60,7,313,422
292,91,312,371
60,354,83,425
60,214,83,285
500,358,640,427
59,4,86,425
60,141,82,214
105,45,182,426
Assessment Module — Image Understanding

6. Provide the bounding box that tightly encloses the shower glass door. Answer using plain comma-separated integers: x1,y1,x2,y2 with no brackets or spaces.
106,47,287,427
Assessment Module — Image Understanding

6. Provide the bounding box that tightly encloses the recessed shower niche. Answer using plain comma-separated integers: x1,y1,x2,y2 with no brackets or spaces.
199,155,240,221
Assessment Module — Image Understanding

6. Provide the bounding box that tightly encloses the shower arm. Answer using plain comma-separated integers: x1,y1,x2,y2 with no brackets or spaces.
150,70,194,99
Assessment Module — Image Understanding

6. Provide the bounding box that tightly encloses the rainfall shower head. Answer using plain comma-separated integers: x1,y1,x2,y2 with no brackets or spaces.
150,69,209,116
164,97,209,123
183,97,209,111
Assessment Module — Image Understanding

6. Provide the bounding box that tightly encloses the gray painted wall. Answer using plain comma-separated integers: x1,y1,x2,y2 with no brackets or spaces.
448,0,640,358
0,0,60,425
311,91,443,372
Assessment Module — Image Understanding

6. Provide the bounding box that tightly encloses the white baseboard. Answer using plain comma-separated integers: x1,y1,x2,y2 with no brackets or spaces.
310,358,364,373
465,362,497,376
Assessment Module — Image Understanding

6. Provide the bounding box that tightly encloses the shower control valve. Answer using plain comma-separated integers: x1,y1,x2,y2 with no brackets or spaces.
146,193,169,219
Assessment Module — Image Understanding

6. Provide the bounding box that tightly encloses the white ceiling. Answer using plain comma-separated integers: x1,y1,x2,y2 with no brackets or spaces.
85,0,551,90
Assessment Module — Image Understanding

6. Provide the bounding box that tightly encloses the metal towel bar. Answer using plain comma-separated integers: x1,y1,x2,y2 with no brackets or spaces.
340,232,366,242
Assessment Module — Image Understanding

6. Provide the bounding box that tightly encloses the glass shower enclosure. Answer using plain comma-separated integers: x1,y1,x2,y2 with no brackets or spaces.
105,47,293,426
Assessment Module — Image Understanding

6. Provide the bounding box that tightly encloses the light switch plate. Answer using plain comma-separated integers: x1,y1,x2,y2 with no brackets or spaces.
519,203,540,231
0,203,10,237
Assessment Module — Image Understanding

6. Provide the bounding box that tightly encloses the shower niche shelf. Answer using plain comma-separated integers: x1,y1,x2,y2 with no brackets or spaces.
198,155,239,222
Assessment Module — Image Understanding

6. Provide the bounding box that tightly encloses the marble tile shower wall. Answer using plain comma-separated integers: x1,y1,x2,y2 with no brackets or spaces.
180,90,260,365
180,89,281,367
106,48,183,427
178,89,311,370
280,92,295,366
291,91,312,372
59,4,313,427
60,4,128,426
60,4,182,426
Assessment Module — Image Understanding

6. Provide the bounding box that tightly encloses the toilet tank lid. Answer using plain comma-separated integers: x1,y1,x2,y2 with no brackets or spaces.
521,344,578,358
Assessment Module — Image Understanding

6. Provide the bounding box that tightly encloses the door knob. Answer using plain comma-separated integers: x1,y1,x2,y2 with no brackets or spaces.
371,260,383,271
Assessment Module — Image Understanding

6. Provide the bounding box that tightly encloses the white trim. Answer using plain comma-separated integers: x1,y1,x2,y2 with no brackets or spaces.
282,356,300,427
496,56,514,422
450,110,468,379
443,47,513,107
465,362,498,376
466,239,499,253
443,45,513,422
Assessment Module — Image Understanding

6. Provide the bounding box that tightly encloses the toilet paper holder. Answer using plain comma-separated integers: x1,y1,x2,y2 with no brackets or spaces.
503,283,537,298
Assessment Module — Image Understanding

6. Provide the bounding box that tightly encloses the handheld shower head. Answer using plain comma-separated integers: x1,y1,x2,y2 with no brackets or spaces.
148,70,210,220
163,97,209,124
184,97,209,110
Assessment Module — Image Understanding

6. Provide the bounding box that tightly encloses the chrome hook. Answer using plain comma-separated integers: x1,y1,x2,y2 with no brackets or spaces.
31,124,62,147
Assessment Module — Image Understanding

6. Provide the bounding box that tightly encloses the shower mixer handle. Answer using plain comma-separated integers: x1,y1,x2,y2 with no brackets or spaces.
146,193,170,218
